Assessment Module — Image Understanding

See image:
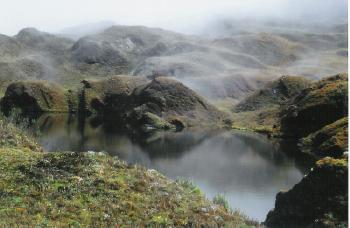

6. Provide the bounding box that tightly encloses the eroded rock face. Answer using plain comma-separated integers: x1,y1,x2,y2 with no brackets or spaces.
280,73,348,137
265,158,348,227
0,81,69,115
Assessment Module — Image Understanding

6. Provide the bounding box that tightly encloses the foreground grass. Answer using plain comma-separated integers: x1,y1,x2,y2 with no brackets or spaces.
0,118,255,227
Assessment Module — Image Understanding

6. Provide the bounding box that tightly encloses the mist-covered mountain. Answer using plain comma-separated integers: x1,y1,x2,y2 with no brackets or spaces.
0,21,347,100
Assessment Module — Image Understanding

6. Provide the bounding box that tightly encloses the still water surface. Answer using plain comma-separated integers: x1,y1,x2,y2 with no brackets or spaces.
32,114,305,221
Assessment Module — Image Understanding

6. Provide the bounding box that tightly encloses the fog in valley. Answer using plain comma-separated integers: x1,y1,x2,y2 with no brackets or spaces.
0,0,347,101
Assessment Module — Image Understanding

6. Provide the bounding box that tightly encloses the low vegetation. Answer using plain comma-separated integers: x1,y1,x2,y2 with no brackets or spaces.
0,115,255,227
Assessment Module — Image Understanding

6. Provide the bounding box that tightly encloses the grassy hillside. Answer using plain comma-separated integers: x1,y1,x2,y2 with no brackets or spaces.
0,116,255,227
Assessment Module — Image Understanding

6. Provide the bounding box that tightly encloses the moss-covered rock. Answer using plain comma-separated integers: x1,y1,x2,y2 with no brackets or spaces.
79,75,149,114
265,157,348,227
300,117,348,158
131,77,224,127
234,75,312,112
79,76,224,131
231,75,311,133
0,81,70,115
280,73,348,137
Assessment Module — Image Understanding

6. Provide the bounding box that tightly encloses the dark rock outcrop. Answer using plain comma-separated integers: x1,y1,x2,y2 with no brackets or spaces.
265,157,348,227
0,81,69,115
280,73,348,137
300,117,348,158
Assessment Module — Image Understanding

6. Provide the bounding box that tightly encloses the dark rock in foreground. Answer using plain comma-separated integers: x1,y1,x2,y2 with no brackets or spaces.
265,157,348,227
0,81,69,115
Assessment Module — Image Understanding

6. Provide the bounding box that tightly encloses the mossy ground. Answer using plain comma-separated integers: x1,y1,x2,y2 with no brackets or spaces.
0,116,255,227
231,107,280,134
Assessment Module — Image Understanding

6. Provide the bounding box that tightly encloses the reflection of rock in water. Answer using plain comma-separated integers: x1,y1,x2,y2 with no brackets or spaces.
274,139,315,173
135,130,219,159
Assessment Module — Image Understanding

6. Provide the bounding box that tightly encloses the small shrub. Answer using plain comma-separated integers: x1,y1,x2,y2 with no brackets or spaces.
213,194,230,212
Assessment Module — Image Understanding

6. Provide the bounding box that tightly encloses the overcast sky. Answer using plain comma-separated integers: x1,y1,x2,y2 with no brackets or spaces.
0,0,347,35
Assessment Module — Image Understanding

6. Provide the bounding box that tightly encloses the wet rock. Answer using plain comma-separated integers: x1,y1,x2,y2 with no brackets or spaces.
265,157,348,227
0,80,69,115
280,73,348,137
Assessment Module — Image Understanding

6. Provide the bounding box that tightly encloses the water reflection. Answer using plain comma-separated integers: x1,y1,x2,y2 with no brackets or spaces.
32,114,306,221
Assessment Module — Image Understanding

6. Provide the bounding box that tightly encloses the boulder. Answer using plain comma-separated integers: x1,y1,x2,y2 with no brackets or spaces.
265,157,348,227
300,117,348,158
280,73,348,137
0,81,69,115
